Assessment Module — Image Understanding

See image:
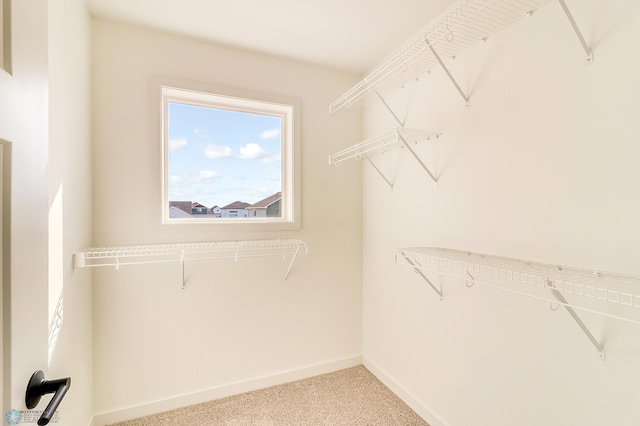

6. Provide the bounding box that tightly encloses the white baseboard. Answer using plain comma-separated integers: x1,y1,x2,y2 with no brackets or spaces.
92,355,362,426
363,356,450,426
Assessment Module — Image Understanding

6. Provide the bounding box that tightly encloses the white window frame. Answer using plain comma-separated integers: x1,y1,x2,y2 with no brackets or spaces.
158,79,301,231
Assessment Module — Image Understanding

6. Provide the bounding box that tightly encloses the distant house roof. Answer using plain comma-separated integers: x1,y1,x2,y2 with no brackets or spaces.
169,205,193,218
169,201,192,214
247,192,282,210
192,202,208,209
221,201,251,209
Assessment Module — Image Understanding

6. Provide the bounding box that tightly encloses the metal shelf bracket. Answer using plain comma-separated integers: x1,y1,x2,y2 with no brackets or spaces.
548,280,605,360
364,155,394,189
557,0,594,64
373,90,405,128
396,251,443,300
284,244,303,280
398,133,438,187
425,38,470,107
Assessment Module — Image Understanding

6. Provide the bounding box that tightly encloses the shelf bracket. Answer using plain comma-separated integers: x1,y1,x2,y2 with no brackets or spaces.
284,245,302,280
373,90,404,128
181,250,186,290
548,281,605,360
364,155,394,189
425,38,470,107
398,134,439,187
398,253,443,300
557,0,594,63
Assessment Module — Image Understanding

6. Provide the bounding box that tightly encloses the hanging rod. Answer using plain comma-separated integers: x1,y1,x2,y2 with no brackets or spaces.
74,239,308,280
395,247,640,326
330,0,574,113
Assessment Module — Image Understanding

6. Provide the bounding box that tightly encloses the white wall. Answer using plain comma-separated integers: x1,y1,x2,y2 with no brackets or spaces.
362,1,640,425
48,0,94,424
91,19,362,420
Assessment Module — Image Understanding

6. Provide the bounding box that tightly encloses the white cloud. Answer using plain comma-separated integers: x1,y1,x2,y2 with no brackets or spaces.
196,170,221,182
204,145,233,159
193,128,208,137
238,143,267,160
259,128,280,140
169,137,188,151
170,175,183,184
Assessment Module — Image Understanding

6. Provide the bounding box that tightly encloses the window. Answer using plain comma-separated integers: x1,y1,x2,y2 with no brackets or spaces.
160,83,299,229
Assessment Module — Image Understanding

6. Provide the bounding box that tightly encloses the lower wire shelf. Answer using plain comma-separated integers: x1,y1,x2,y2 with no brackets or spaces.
74,239,308,281
395,247,640,360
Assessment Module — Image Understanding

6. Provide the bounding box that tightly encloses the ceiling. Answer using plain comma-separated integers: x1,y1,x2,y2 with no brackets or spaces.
84,0,455,74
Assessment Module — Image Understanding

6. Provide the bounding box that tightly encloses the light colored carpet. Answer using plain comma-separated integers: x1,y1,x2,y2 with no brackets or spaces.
109,365,428,425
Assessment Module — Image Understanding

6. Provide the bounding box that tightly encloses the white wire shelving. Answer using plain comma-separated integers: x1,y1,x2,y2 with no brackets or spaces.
329,128,440,165
74,239,308,283
329,128,441,188
396,247,640,359
328,0,592,189
329,0,592,113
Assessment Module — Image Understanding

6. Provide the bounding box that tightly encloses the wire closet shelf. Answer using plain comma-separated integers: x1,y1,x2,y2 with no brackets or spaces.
395,247,640,325
74,239,308,269
328,128,440,166
329,0,552,113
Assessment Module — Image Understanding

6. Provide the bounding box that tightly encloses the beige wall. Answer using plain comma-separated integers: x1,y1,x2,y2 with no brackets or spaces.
362,1,640,425
91,19,363,420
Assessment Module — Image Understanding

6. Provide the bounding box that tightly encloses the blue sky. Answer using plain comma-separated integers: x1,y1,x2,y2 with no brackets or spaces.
167,102,282,208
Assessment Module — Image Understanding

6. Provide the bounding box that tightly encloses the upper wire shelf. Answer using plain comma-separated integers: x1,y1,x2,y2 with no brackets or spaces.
328,128,440,166
396,247,640,325
329,0,552,113
74,239,308,270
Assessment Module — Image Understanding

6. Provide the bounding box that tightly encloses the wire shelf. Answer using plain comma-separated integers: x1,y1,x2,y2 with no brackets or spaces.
330,0,552,113
74,239,308,269
396,247,640,325
328,128,440,166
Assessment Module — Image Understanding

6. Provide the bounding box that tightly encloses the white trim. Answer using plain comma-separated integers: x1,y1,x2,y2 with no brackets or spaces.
92,355,362,426
154,76,301,231
363,356,450,426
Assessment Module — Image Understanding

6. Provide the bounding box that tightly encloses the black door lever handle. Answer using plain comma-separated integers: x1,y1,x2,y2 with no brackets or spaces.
25,370,71,426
